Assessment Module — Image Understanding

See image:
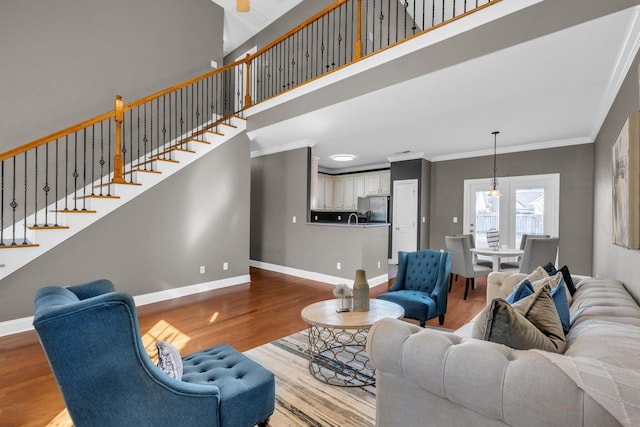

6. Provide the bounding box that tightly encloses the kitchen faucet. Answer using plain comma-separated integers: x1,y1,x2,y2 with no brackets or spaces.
348,213,358,224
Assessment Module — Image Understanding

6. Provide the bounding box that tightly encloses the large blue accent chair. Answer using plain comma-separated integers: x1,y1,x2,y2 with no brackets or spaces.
377,249,451,326
33,279,275,427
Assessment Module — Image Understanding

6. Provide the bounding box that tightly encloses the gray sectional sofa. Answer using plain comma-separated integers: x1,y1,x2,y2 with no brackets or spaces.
367,272,640,427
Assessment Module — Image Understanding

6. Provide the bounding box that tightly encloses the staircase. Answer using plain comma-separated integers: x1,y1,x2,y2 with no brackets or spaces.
0,116,246,281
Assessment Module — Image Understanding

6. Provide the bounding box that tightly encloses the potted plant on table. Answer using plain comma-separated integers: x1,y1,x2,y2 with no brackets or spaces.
333,283,353,312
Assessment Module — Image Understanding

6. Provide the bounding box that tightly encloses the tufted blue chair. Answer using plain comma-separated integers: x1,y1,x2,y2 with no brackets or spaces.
33,279,275,427
377,249,451,327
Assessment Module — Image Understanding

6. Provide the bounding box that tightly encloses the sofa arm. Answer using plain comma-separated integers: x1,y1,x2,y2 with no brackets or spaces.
367,318,618,426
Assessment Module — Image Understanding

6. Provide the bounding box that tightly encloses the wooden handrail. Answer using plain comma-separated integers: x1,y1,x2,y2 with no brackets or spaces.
0,110,114,163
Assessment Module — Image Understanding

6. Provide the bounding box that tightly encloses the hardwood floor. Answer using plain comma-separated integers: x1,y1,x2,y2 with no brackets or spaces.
0,267,486,427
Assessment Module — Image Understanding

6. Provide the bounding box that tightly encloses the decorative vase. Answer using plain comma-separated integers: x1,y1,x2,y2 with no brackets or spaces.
353,269,370,312
486,229,500,250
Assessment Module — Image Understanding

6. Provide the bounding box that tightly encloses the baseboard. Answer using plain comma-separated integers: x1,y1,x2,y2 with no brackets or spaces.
0,275,250,338
249,260,389,287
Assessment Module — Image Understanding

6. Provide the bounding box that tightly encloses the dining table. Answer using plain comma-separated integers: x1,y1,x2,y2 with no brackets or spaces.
470,247,525,272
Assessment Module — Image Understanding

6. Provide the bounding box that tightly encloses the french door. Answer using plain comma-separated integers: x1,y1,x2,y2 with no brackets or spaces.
463,174,560,249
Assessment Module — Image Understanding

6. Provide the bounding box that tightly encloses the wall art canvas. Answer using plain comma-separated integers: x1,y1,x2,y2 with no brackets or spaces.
612,112,640,249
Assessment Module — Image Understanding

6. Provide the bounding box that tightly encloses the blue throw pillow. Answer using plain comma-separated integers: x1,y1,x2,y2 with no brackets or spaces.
156,341,183,380
551,278,571,334
505,280,535,304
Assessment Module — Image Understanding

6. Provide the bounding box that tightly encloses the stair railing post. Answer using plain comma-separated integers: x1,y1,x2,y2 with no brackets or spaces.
355,0,363,60
244,53,252,109
112,95,125,184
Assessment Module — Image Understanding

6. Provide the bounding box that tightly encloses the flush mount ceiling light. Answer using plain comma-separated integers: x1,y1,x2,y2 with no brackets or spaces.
331,154,356,162
236,0,249,12
488,131,502,197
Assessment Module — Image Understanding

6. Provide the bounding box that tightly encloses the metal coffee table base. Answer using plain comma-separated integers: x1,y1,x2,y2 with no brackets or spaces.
306,324,375,387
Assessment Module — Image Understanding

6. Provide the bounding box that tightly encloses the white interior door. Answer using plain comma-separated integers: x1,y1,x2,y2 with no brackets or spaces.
464,174,560,249
392,179,418,263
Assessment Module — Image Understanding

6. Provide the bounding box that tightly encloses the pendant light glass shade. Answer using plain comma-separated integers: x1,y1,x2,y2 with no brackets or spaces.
236,0,249,12
489,131,502,197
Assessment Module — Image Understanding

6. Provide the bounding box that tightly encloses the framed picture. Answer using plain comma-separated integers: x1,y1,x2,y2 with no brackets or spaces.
612,112,640,249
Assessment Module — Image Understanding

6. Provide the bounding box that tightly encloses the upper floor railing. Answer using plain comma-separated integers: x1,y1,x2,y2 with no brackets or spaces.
0,0,498,246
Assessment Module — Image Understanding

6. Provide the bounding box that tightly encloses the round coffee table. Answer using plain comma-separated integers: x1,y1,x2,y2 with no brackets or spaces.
300,299,404,387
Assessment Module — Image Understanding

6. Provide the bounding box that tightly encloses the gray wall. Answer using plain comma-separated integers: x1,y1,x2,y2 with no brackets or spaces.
0,134,251,321
593,51,640,301
0,0,223,151
251,148,388,280
429,144,594,275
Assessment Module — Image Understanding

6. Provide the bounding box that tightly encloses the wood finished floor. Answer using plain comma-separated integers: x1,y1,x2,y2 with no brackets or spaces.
0,267,486,427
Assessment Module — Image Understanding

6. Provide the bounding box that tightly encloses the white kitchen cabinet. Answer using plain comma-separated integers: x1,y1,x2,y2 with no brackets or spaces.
334,177,345,209
343,177,355,209
365,172,391,195
353,176,366,202
380,171,390,194
317,174,335,210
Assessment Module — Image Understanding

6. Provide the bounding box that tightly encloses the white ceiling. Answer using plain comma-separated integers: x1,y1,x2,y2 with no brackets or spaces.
214,1,640,172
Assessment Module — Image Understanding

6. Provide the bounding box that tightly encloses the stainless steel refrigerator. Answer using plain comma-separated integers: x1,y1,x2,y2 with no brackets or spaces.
357,196,390,223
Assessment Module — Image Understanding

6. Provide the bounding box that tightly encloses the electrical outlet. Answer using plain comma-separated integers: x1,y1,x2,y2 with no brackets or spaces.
200,265,205,274
223,262,229,271
292,216,297,223
337,262,341,270
453,217,458,223
377,261,381,269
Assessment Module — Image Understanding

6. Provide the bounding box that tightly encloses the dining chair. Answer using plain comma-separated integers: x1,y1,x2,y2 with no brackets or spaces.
453,234,493,269
502,237,559,274
500,234,550,269
445,235,492,300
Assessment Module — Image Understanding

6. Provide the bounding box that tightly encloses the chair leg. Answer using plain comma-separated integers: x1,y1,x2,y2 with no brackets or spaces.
448,273,453,293
472,277,476,290
438,314,445,325
464,278,470,300
258,417,271,427
420,320,426,327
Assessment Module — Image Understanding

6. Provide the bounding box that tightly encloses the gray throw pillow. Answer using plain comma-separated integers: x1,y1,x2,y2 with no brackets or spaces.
472,284,566,353
156,341,184,380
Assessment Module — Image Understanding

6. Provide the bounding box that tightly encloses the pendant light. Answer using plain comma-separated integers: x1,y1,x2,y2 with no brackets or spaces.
236,0,249,12
488,131,502,197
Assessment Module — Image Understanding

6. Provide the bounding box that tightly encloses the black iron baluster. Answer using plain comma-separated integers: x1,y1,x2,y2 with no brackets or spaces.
99,122,105,196
143,103,148,171
180,88,184,148
73,132,79,210
137,107,141,170
23,152,28,242
11,157,17,244
34,146,39,227
44,144,50,226
64,135,69,211
55,139,60,224
107,120,112,197
82,129,87,210
91,126,95,195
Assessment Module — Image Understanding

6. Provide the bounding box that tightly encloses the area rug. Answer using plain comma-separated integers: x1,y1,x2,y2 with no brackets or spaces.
244,331,376,427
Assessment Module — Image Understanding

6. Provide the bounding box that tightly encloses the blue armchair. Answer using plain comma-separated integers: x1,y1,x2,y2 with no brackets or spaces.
377,249,451,326
33,279,275,427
